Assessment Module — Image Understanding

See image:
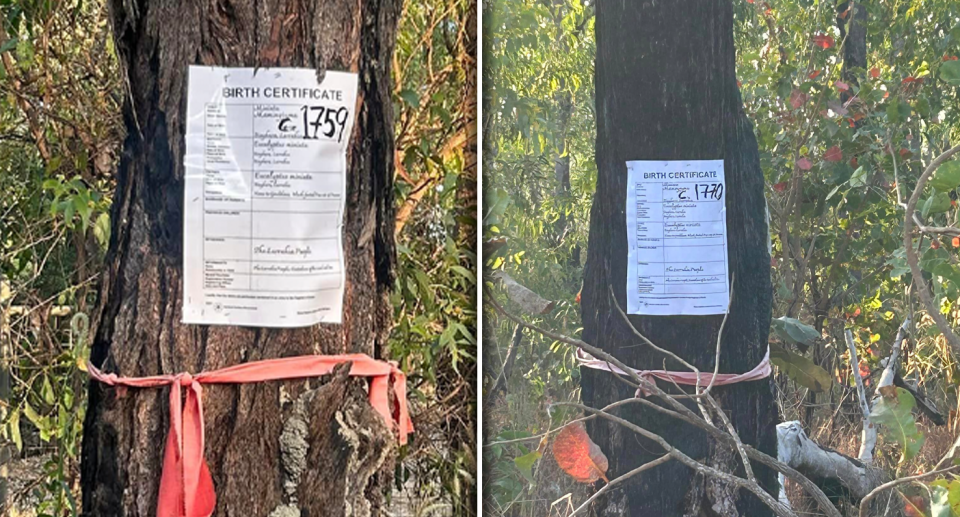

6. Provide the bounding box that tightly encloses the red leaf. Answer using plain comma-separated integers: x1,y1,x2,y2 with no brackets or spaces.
824,146,842,162
747,0,754,3
859,361,870,379
944,55,959,61
773,182,788,193
553,422,610,484
797,157,813,170
869,67,880,79
808,70,822,79
575,289,581,304
902,76,916,84
900,148,912,159
903,495,926,517
952,237,959,248
812,34,834,49
850,157,858,168
789,89,807,109
835,80,850,91
932,239,941,249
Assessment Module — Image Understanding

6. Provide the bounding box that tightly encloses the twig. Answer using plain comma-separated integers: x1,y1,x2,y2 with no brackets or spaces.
483,398,638,447
845,329,875,464
570,455,672,516
484,288,842,517
705,394,756,483
608,285,699,374
877,318,910,390
556,402,799,517
858,465,960,517
903,144,960,357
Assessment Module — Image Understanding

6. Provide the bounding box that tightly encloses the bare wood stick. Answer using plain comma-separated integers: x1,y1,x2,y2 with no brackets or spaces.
556,402,799,517
706,394,756,483
485,288,841,517
877,318,910,391
608,285,699,374
570,455,672,516
903,144,960,356
858,465,960,517
846,329,876,464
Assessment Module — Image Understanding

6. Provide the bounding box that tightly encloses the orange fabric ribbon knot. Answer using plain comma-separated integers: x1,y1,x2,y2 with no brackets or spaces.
88,354,413,517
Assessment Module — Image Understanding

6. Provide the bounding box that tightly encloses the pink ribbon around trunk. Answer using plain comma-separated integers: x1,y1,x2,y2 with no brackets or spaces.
88,354,413,517
575,347,771,396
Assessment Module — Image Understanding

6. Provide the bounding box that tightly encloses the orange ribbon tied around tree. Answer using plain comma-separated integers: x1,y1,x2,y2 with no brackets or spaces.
88,354,413,517
575,347,771,397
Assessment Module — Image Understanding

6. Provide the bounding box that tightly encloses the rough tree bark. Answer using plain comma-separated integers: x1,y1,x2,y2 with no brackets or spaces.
80,1,400,516
579,1,778,515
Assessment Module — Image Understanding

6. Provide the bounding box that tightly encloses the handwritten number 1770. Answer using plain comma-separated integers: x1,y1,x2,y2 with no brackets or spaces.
678,183,723,201
300,106,349,142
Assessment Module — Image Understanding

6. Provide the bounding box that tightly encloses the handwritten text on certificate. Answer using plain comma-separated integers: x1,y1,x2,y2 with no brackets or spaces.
182,66,357,327
625,160,730,316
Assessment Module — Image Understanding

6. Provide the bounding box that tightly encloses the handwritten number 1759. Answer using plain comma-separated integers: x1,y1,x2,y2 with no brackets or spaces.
300,106,349,142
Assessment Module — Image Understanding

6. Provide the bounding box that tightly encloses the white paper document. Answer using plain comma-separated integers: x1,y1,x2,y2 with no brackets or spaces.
182,66,357,327
625,160,730,315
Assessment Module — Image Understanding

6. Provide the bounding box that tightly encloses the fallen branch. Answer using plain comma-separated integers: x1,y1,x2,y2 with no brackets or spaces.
777,421,882,501
484,286,842,517
557,402,798,517
845,329,876,463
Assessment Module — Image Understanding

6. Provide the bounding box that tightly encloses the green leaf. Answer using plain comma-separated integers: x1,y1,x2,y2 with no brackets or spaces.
23,402,42,427
93,213,111,250
848,165,868,187
8,409,22,452
931,161,960,192
770,342,833,392
869,386,926,463
942,60,960,86
0,38,17,54
514,450,541,483
922,192,952,218
930,485,952,517
399,88,420,108
771,316,820,346
41,376,55,406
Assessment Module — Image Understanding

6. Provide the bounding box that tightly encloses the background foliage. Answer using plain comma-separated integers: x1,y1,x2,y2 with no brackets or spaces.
0,0,476,515
483,0,960,515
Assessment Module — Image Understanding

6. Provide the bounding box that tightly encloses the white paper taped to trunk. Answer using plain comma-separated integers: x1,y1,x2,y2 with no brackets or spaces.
625,160,730,315
182,66,357,327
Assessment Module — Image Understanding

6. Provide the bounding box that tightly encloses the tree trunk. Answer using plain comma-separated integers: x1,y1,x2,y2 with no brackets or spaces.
455,2,478,247
80,1,400,515
838,1,867,90
580,1,778,515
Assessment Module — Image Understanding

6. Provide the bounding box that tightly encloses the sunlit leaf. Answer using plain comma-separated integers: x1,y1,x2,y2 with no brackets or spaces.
553,422,609,484
870,386,926,463
770,343,833,392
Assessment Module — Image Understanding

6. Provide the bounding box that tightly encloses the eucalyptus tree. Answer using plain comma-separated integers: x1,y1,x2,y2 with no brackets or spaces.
579,0,777,514
80,0,402,515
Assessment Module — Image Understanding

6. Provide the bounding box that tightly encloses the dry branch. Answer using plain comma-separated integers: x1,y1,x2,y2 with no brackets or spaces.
903,144,960,355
